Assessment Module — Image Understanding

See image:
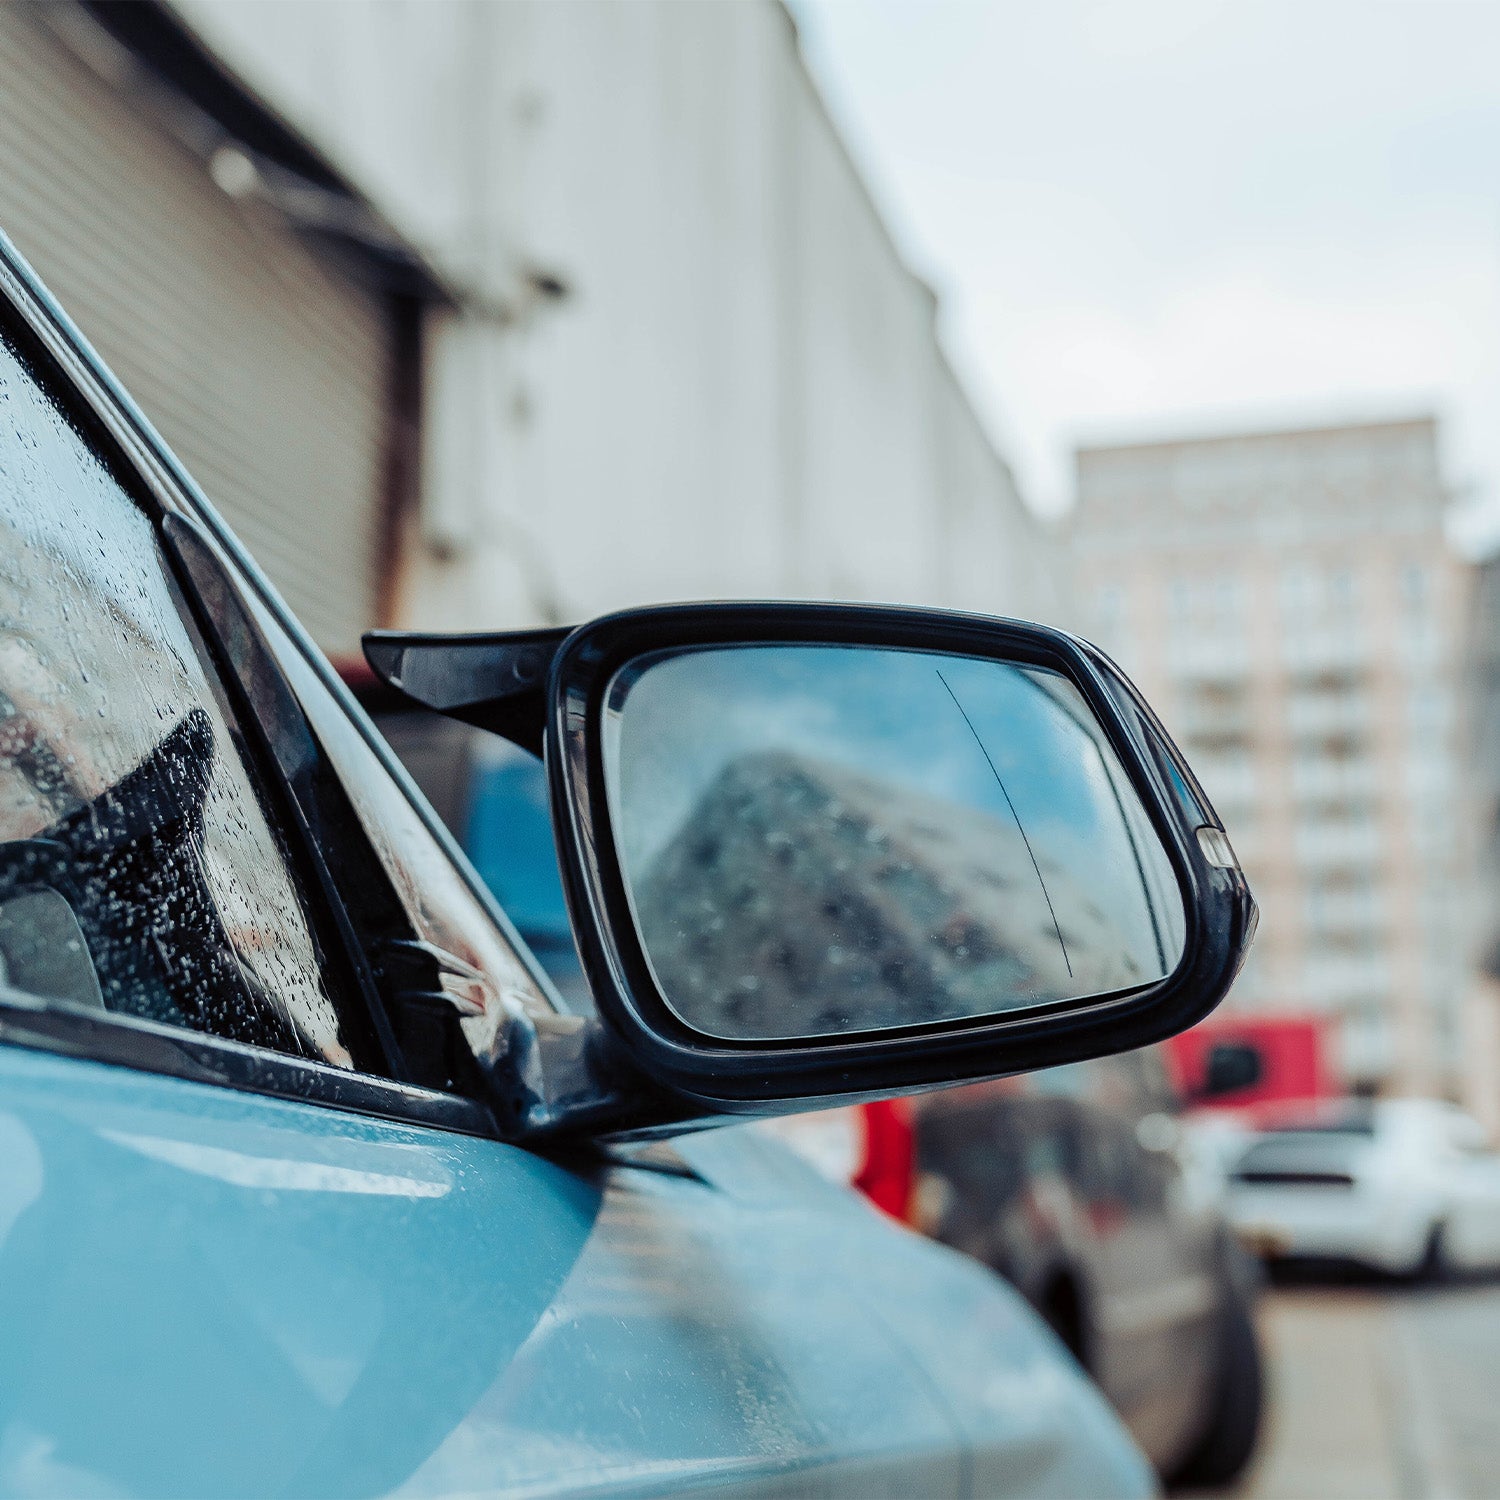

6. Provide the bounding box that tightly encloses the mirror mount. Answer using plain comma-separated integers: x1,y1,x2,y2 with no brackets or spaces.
481,1004,688,1140
362,627,568,757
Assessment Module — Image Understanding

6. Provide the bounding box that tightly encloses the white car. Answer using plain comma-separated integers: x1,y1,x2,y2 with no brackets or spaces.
1225,1098,1500,1278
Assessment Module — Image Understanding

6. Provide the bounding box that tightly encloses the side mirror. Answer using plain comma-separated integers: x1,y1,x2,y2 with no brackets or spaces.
368,604,1256,1135
1196,1040,1264,1101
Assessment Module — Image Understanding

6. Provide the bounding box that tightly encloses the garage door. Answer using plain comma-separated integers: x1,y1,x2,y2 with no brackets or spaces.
0,3,392,656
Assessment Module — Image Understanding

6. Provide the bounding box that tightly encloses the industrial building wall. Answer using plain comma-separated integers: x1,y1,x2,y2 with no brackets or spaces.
0,3,394,657
174,0,1058,632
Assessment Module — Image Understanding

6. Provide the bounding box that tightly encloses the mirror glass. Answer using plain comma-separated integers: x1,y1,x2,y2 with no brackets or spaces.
602,644,1186,1043
0,886,103,1011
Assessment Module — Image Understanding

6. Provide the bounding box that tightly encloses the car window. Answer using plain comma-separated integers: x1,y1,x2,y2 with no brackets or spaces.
248,611,556,1064
0,330,353,1065
462,738,592,1013
346,697,593,1018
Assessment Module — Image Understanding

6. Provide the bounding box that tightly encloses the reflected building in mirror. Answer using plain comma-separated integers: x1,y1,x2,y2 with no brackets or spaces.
1070,416,1474,1105
634,750,1159,1042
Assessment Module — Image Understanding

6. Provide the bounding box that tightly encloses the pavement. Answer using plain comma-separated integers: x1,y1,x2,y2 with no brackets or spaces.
1226,1275,1500,1500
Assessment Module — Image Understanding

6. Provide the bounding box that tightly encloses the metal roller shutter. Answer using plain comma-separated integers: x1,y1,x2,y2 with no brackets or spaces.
0,2,391,655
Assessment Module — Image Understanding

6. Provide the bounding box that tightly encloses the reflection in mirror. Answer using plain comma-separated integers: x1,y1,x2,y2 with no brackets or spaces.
0,887,103,1010
603,645,1186,1043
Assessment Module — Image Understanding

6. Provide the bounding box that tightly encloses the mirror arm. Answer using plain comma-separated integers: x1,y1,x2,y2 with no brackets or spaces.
362,628,571,757
360,624,698,1135
484,1004,696,1140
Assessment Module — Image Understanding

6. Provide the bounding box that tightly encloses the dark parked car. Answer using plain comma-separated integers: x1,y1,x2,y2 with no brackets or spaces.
914,1053,1265,1488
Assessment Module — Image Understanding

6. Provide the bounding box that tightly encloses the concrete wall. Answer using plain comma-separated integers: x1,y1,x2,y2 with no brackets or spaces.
173,0,1058,630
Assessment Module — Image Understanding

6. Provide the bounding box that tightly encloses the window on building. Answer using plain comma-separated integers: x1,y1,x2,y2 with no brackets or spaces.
1408,684,1448,741
1211,573,1244,625
1279,564,1320,617
1168,577,1192,624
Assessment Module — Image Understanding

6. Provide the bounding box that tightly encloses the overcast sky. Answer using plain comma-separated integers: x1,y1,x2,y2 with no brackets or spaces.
796,1,1500,541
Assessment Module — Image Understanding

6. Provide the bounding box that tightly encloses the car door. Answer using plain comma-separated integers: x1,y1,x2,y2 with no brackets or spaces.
1071,1056,1219,1473
1434,1108,1500,1271
0,250,984,1499
0,1043,985,1499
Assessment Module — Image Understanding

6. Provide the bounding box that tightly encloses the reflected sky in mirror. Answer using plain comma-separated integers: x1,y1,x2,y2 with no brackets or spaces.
604,645,1186,1042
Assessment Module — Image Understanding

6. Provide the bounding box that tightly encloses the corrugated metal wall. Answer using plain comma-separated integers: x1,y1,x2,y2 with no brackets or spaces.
0,3,392,655
175,0,1063,636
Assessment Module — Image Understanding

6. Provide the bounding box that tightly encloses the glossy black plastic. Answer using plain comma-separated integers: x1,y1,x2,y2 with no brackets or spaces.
364,629,568,757
547,602,1258,1114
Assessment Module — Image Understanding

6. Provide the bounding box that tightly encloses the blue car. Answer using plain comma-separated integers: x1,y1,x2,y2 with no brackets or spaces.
0,231,1255,1497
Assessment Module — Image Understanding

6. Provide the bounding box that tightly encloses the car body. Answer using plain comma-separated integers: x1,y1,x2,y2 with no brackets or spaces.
0,223,1260,1495
912,1054,1264,1488
1225,1096,1500,1278
0,1042,1158,1499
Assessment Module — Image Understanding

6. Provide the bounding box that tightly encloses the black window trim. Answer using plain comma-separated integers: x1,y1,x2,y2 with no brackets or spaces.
0,230,545,1138
159,511,407,1080
0,982,494,1136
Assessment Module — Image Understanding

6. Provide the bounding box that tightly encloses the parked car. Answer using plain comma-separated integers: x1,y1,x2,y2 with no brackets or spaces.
912,1052,1266,1490
1225,1096,1500,1279
0,229,1255,1496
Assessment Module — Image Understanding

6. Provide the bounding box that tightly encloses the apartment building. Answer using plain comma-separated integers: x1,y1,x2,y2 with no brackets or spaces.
1070,418,1468,1095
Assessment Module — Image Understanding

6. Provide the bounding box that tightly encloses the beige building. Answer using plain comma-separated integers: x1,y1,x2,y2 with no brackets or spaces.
1070,417,1469,1096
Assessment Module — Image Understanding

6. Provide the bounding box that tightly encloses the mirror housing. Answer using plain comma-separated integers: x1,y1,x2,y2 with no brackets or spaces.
368,603,1257,1137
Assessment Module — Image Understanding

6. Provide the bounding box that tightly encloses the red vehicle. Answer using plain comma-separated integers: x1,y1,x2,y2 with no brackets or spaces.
1166,1014,1332,1126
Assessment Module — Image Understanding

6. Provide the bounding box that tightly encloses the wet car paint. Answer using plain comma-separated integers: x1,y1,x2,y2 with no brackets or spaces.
0,1045,1151,1498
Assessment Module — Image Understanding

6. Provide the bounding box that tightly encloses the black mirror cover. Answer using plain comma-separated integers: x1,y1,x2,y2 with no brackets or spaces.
545,601,1257,1120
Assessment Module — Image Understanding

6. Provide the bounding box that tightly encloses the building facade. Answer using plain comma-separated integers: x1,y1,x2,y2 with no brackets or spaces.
0,0,1058,653
1461,553,1500,1126
0,1,441,656
1071,418,1469,1096
171,0,1061,632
